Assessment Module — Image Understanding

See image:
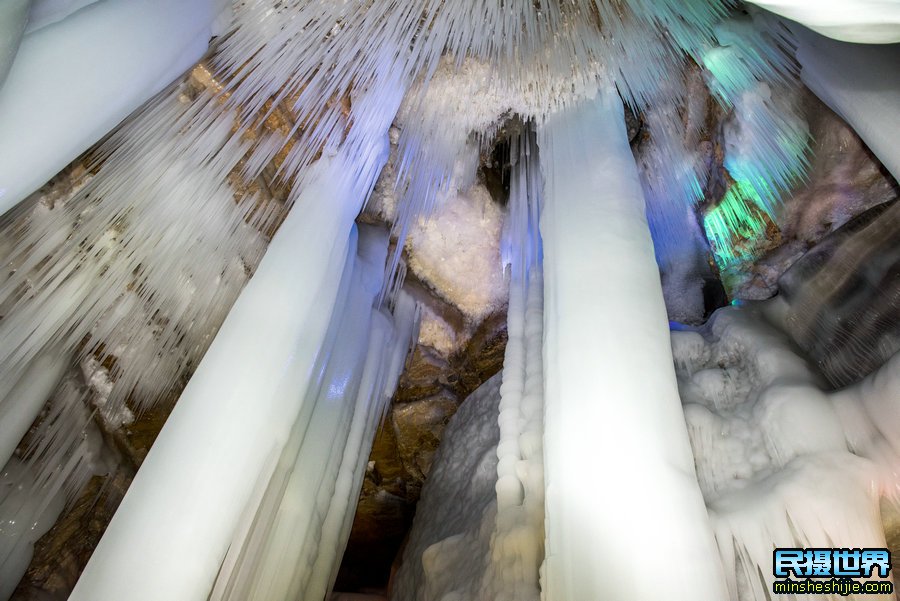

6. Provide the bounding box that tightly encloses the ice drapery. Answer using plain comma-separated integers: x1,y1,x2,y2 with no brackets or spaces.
538,91,728,601
489,129,546,601
208,227,418,601
676,300,900,601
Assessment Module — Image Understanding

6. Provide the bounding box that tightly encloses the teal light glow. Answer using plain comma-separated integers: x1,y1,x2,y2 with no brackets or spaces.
703,179,772,268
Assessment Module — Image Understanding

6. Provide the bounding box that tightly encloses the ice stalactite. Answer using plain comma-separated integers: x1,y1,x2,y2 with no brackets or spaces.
674,301,900,600
794,25,900,183
1,0,887,598
0,79,279,590
745,0,900,44
635,66,718,323
392,125,546,601
538,90,728,601
0,376,106,601
0,0,412,589
208,227,418,601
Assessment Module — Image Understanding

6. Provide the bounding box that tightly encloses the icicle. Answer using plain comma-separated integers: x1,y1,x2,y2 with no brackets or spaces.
0,1,869,598
538,90,728,601
207,225,406,601
699,12,811,268
0,375,106,600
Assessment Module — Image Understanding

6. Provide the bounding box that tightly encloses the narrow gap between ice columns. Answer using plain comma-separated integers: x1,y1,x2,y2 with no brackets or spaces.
68,149,383,601
538,90,728,601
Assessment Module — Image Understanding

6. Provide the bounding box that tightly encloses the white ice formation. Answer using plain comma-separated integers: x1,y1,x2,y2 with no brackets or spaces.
0,0,229,214
676,300,900,600
794,26,900,182
746,0,900,43
539,92,728,601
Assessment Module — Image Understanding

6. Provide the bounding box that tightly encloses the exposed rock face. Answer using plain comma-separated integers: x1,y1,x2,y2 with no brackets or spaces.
393,392,460,485
10,368,180,600
336,132,510,593
13,471,130,600
390,374,502,601
779,199,900,387
719,91,899,300
335,310,507,592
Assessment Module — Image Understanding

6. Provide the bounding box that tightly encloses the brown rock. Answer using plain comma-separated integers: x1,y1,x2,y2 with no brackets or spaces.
392,391,459,486
450,310,507,399
724,90,899,299
12,470,131,600
395,345,450,403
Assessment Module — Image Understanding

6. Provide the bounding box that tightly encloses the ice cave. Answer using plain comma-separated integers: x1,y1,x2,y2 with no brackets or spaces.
0,1,899,600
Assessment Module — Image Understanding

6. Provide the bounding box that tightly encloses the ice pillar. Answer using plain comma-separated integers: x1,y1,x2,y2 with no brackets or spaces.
69,146,387,601
208,228,417,601
486,130,546,601
793,25,900,182
538,91,728,601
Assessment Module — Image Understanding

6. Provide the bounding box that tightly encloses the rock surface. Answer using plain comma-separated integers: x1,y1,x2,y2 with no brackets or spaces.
334,308,507,592
779,199,900,387
717,91,899,299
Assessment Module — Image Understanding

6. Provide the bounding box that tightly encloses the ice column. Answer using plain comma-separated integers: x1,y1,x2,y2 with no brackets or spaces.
489,129,545,601
538,90,728,601
793,25,900,182
69,139,392,601
208,227,418,601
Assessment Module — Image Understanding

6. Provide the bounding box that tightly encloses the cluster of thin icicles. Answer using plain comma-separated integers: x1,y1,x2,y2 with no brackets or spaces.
0,0,814,596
